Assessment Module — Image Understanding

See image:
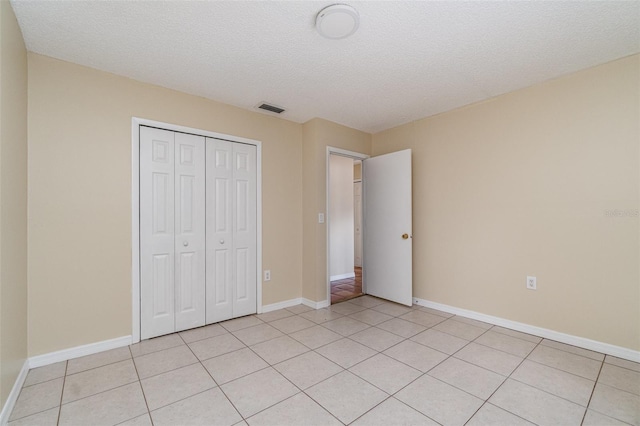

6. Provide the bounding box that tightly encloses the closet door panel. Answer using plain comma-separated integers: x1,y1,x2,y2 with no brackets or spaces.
140,127,176,339
206,139,234,323
174,132,206,332
232,143,257,317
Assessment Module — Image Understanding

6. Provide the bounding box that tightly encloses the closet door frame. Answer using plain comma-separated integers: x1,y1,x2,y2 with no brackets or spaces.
131,117,263,344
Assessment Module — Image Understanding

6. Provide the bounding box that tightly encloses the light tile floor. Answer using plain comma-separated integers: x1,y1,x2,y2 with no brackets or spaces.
9,296,640,426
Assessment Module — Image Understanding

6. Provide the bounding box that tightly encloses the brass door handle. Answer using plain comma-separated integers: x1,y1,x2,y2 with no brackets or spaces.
402,234,409,240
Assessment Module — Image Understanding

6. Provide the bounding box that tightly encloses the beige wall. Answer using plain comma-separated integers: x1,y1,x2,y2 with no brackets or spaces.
373,55,640,350
0,0,28,407
354,162,362,180
302,119,371,302
27,53,303,356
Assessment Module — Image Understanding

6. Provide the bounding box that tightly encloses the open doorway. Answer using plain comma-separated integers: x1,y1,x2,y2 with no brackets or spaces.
328,152,366,304
326,147,413,307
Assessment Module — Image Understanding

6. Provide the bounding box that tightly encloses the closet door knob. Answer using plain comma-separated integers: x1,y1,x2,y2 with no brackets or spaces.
220,239,225,244
183,241,189,247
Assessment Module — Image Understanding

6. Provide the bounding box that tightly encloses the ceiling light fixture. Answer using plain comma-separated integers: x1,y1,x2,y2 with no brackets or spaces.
315,4,360,40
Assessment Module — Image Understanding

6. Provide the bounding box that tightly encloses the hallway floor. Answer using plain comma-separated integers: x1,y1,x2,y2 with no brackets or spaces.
330,267,363,304
8,296,640,426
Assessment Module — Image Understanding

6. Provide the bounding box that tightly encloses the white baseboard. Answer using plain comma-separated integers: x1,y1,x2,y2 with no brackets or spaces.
263,298,330,312
302,298,330,309
414,297,640,363
330,272,355,281
262,298,303,313
0,359,29,425
28,335,133,369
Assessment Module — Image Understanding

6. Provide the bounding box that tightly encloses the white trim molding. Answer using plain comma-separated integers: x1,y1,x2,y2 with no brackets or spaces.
260,297,329,312
302,298,330,309
261,298,303,313
0,360,29,425
29,335,133,369
131,117,263,341
330,272,355,281
325,146,370,305
414,297,640,363
2,336,132,423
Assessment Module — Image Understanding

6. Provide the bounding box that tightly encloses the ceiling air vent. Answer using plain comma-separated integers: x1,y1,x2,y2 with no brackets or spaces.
256,102,285,115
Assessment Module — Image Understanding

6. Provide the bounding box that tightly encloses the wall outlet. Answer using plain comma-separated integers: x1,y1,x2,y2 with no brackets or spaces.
526,276,536,290
264,270,271,282
318,213,325,224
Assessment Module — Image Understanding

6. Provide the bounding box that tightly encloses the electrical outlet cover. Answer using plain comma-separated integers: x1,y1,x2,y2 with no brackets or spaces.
526,276,536,290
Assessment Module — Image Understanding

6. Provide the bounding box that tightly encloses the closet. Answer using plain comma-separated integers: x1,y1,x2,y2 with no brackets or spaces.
206,139,257,324
140,126,257,340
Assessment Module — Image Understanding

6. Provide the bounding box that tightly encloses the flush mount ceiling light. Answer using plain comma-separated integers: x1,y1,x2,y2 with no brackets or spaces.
315,4,360,40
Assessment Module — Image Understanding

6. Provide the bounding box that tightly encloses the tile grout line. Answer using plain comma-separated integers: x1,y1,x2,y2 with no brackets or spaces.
469,338,538,359
128,345,154,426
284,335,375,426
230,338,315,423
347,363,422,423
428,322,490,342
55,360,68,426
346,335,452,425
220,332,288,422
131,340,185,358
489,327,543,344
17,375,61,389
537,341,607,363
46,381,143,420
179,332,247,422
7,367,67,423
227,307,378,424
507,375,594,408
65,358,132,377
247,360,345,426
406,327,512,406
434,355,509,383
591,379,640,398
463,337,547,425
579,359,604,426
5,378,27,423
327,313,454,375
523,357,600,382
439,325,510,426
601,358,640,374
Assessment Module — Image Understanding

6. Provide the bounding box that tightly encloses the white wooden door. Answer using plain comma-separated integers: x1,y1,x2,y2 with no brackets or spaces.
140,127,176,339
140,127,205,339
206,140,234,323
354,181,362,267
231,142,257,317
174,132,206,332
363,149,413,306
206,139,257,323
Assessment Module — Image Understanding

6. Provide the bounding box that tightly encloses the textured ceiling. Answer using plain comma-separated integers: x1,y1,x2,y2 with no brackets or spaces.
10,1,640,133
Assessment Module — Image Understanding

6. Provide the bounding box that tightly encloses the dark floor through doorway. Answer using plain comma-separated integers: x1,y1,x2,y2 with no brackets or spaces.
330,267,362,304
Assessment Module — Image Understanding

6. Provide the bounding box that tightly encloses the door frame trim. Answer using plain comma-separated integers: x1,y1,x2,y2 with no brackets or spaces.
131,117,263,344
326,146,369,305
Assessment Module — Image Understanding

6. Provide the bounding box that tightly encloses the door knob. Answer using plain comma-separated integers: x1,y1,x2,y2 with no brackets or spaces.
402,234,409,240
183,241,189,247
220,239,225,244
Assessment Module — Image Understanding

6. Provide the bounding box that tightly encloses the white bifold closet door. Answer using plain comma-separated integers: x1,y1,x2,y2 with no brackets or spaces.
140,127,206,339
206,139,257,324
